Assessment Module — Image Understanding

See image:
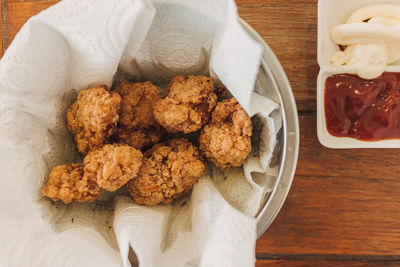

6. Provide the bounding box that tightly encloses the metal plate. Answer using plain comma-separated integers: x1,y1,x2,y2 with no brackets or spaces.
239,20,300,238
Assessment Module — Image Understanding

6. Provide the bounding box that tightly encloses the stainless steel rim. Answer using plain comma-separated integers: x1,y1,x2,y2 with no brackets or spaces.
239,19,300,238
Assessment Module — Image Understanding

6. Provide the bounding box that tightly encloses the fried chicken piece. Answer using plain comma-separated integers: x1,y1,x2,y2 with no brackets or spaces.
153,75,218,133
114,81,163,149
114,126,163,150
126,138,205,206
42,164,102,204
199,98,252,170
115,81,161,129
83,144,143,192
67,86,121,155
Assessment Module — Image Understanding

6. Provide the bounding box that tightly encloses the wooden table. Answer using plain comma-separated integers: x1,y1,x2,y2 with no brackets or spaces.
2,0,400,266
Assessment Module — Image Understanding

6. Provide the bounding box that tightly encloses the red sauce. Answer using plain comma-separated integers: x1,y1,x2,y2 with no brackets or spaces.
325,73,400,141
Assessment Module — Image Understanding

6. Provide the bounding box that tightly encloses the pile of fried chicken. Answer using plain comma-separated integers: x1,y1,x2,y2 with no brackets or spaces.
42,75,252,206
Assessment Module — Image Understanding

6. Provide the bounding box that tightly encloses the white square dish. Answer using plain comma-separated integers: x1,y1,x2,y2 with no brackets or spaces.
318,0,400,69
317,70,400,148
317,0,400,148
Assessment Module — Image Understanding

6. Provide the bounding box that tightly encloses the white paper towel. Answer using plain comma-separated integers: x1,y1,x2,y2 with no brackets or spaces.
114,177,256,267
0,0,280,266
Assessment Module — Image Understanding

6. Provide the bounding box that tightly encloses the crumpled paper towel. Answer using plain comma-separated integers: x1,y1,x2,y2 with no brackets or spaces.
0,0,281,266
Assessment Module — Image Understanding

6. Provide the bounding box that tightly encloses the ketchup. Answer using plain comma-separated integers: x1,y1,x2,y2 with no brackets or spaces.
325,73,400,141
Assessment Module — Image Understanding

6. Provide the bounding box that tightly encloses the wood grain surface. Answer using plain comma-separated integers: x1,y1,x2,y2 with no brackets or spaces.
256,259,400,267
2,0,400,266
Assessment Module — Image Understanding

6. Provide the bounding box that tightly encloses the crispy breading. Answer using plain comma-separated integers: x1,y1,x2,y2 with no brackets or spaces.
114,81,163,149
126,138,205,206
83,144,143,192
42,164,102,203
67,86,121,155
199,98,252,170
153,75,218,133
114,126,163,150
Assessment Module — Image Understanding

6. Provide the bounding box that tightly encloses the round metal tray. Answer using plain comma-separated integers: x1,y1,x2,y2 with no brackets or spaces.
240,20,300,238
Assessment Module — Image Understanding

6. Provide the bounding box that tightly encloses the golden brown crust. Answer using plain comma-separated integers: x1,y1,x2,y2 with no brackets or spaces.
115,81,161,129
153,75,218,134
114,126,163,150
199,98,252,170
42,164,103,204
114,81,163,149
67,86,121,155
83,144,143,192
126,138,205,206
